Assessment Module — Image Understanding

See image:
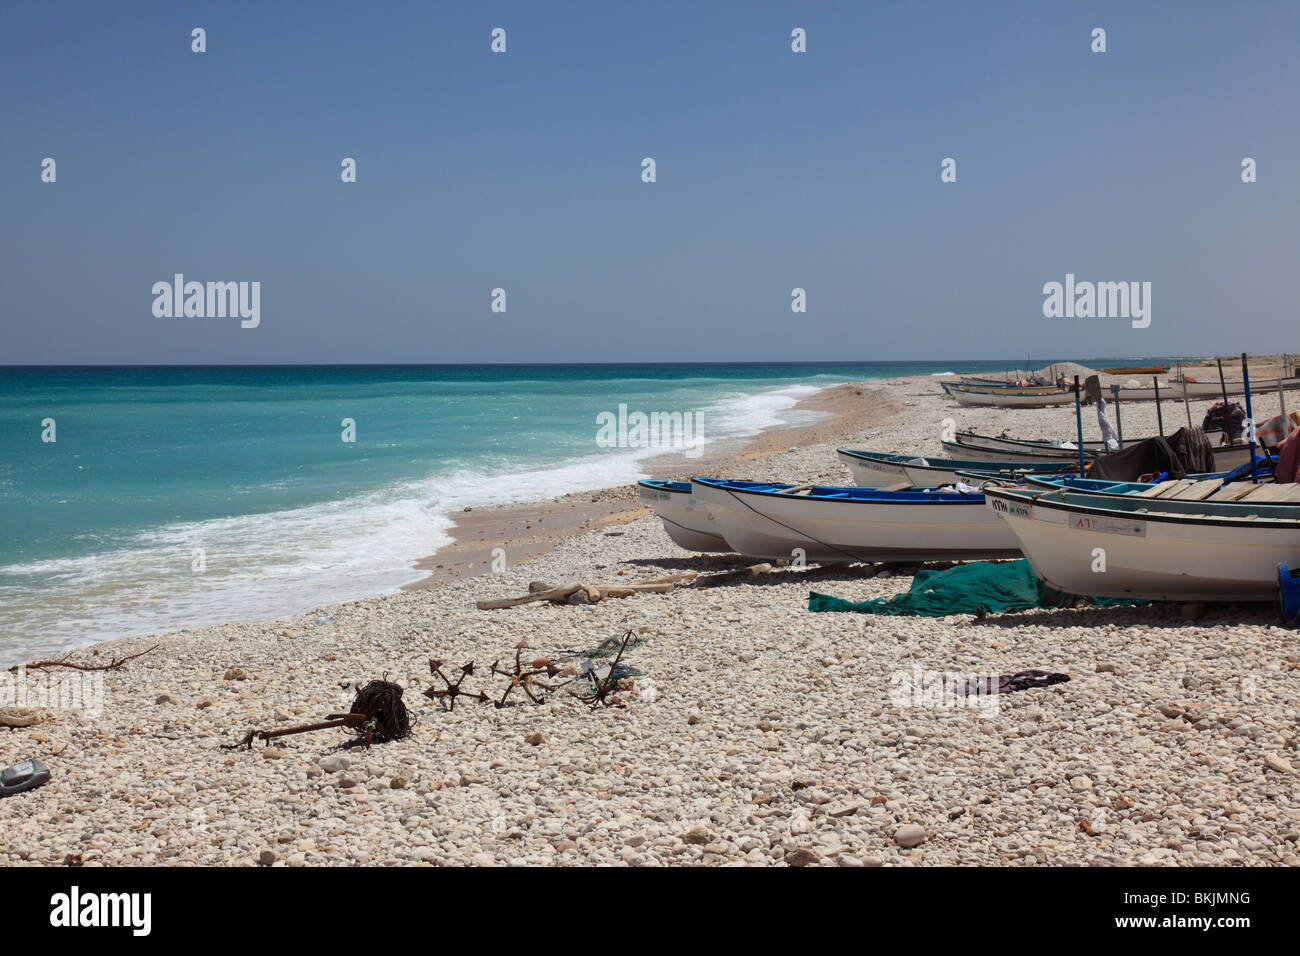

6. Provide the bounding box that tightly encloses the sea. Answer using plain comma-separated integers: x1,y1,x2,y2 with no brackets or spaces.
0,361,1036,662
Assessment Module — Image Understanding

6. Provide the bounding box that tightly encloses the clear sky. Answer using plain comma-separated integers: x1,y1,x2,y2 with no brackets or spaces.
2,1,1296,364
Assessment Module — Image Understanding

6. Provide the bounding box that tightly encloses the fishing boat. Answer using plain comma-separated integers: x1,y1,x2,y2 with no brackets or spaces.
941,381,1061,395
637,479,731,552
983,485,1300,601
1110,376,1300,402
953,431,1111,455
944,384,1078,407
947,432,1258,472
942,436,1096,464
689,478,1022,563
837,449,1074,488
1102,365,1170,375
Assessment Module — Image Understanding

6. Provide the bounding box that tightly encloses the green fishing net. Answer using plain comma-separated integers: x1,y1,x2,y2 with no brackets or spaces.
808,560,1144,617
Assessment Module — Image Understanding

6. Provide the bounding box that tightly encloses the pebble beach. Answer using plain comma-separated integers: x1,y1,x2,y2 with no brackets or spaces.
3,364,1298,867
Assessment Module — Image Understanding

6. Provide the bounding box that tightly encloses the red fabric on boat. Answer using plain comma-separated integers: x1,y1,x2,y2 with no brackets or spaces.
1276,430,1300,484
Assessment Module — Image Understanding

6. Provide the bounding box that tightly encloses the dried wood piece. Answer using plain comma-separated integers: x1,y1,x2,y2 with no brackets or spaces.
477,582,584,610
691,563,773,587
6,644,159,674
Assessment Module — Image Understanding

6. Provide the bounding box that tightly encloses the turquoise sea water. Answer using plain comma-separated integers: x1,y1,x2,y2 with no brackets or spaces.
0,361,1036,661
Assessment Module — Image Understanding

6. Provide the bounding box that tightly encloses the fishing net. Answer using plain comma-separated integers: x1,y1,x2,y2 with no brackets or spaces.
346,680,412,742
557,632,652,661
808,560,1144,617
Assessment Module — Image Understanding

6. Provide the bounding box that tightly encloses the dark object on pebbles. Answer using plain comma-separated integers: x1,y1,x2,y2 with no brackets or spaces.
224,678,411,750
569,631,634,710
424,660,491,710
1,758,50,797
344,680,411,744
958,670,1071,697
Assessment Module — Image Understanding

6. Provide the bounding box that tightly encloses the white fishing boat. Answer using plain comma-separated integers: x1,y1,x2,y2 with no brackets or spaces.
689,478,1022,563
837,449,1073,487
941,381,1061,395
637,480,731,552
945,384,1078,407
1112,376,1300,402
983,485,1300,601
954,432,1112,455
948,432,1258,472
942,437,1093,464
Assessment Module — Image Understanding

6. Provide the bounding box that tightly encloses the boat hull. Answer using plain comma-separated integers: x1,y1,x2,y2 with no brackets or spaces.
947,387,1077,407
985,488,1300,601
950,434,1256,472
636,480,731,552
690,479,1022,563
837,449,1071,487
943,440,1086,463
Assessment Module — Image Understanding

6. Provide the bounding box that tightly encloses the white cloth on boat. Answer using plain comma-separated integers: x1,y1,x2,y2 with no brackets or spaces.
932,482,982,494
1095,397,1120,452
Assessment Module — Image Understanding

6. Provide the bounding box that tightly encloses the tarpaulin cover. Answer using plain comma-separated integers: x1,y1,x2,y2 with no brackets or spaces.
808,560,1144,617
1088,436,1186,481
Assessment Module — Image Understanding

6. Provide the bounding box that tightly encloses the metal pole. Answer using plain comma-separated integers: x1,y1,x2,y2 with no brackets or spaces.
1111,384,1123,448
1242,353,1258,483
1280,380,1292,438
1074,375,1085,475
1181,376,1193,429
1217,358,1230,409
1153,376,1164,437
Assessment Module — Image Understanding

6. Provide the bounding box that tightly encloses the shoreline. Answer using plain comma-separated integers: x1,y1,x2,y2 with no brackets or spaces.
401,381,904,589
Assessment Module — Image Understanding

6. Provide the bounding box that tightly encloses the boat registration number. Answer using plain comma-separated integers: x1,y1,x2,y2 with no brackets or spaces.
990,498,1030,518
1069,514,1146,536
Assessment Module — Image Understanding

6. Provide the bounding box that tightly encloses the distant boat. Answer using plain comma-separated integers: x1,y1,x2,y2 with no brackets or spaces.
984,484,1300,601
1110,376,1300,402
947,374,1300,404
689,478,1021,563
637,479,730,552
944,384,1078,407
942,380,1062,394
837,449,1073,487
1101,365,1170,375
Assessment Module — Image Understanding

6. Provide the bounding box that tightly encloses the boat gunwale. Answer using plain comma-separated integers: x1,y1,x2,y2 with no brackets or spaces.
637,479,692,495
690,477,990,504
983,485,1300,528
838,448,1075,474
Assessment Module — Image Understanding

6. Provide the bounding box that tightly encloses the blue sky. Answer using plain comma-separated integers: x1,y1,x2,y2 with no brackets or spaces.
2,0,1296,363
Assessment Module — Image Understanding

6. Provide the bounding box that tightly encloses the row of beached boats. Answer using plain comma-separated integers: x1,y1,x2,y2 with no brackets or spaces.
638,427,1295,604
941,375,1300,408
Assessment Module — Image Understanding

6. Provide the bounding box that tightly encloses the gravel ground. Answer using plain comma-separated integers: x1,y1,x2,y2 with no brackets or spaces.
2,372,1296,866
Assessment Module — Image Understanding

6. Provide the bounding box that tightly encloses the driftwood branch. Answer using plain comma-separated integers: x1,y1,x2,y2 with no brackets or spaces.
7,644,160,674
476,564,771,609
